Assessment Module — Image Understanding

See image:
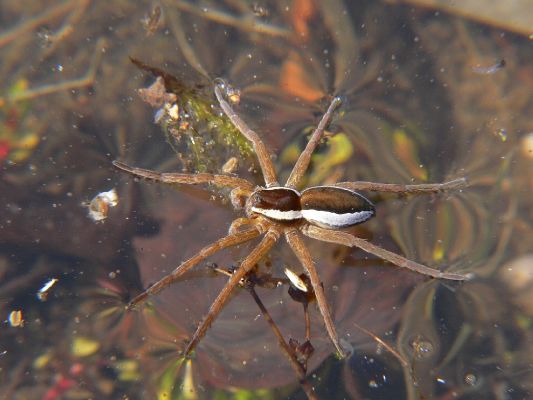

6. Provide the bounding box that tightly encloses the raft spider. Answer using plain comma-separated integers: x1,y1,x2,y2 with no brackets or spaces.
114,81,470,358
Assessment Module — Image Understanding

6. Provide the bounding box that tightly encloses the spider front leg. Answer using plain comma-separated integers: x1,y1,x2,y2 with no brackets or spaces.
285,229,346,358
127,227,261,309
214,82,279,187
285,97,342,188
183,229,279,356
302,225,472,281
334,178,467,194
113,160,255,193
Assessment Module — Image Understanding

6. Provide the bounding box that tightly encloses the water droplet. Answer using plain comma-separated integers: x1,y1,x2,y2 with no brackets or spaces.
368,379,379,388
464,373,477,386
411,336,434,359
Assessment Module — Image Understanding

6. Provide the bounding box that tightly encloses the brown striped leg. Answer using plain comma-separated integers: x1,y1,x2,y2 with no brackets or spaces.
228,218,256,235
302,225,472,281
285,97,342,189
127,227,261,309
334,178,467,194
285,229,346,358
184,229,279,355
214,82,279,187
113,160,255,193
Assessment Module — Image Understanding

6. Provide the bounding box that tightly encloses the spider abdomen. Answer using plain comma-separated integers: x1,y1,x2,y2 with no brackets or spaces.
300,186,375,229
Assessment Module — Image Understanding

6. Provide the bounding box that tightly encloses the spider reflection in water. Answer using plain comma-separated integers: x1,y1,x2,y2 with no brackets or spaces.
114,80,471,358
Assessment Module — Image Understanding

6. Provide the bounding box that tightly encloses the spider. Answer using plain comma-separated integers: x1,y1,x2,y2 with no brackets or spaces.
113,80,471,358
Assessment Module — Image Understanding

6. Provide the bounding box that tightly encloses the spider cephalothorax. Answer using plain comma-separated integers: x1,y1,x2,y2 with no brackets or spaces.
114,80,470,358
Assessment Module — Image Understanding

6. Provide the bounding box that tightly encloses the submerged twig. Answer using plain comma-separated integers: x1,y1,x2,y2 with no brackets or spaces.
472,59,506,75
166,0,291,39
0,0,80,48
352,322,409,368
247,283,318,400
40,0,91,58
0,37,105,105
0,257,54,300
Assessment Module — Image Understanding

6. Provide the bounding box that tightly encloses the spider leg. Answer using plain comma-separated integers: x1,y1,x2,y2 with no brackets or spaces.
302,225,472,280
113,160,255,193
285,97,342,189
229,217,253,234
334,178,467,194
285,229,346,358
229,215,270,235
184,229,279,356
127,227,261,309
214,83,279,187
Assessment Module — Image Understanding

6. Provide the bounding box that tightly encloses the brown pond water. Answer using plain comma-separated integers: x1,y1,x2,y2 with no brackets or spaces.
0,1,532,399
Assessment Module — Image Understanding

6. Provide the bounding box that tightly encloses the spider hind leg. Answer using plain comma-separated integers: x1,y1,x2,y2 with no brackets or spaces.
302,225,472,281
285,229,347,358
127,227,262,310
184,229,279,356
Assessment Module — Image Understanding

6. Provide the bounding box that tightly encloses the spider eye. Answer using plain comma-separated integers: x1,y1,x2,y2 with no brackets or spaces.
300,186,375,229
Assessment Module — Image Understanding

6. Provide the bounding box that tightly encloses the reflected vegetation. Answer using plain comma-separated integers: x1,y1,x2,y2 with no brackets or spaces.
0,0,532,399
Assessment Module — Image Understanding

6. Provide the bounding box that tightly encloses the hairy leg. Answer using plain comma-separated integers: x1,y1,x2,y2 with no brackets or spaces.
113,160,255,193
128,227,261,308
214,82,279,187
302,225,472,281
285,229,346,358
184,229,279,355
285,97,342,189
334,178,467,194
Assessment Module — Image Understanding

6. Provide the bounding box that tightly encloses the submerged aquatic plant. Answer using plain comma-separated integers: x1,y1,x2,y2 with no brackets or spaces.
131,59,254,174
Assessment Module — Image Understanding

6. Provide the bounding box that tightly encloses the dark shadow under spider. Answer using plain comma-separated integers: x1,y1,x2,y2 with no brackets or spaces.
113,80,471,358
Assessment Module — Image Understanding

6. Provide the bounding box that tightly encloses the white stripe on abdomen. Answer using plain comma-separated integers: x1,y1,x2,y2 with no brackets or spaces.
251,207,302,221
301,209,374,229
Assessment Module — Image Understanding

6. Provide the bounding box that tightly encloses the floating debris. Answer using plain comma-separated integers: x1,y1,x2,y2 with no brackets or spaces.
71,336,100,357
137,76,177,110
0,79,41,164
284,267,308,292
411,335,435,360
226,86,241,105
222,157,239,174
495,128,508,142
165,103,180,121
251,3,269,18
141,5,163,36
114,359,141,382
85,188,118,222
472,59,506,74
499,255,533,314
37,277,59,301
33,351,53,369
8,310,24,327
520,132,533,159
213,78,241,105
